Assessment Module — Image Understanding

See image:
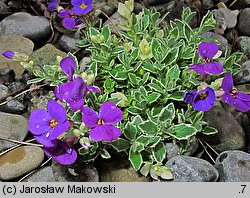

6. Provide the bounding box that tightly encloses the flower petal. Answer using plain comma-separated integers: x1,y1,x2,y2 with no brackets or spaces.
90,125,121,142
193,87,215,111
222,72,233,93
73,5,93,15
86,85,100,93
54,81,74,101
81,107,98,128
198,42,218,60
188,64,207,75
58,9,71,18
99,101,123,124
2,50,14,59
47,120,70,139
28,109,51,135
47,0,58,12
68,98,84,110
203,62,224,75
70,77,86,100
34,132,54,147
184,90,197,104
237,92,250,101
60,57,76,81
71,0,83,6
47,100,67,123
62,17,76,29
233,98,250,112
44,139,77,165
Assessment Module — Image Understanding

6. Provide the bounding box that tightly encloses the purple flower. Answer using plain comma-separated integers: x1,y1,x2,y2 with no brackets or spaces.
81,102,123,142
28,100,70,147
222,72,250,112
188,42,224,75
55,77,86,110
47,0,59,12
184,90,197,104
44,139,77,165
71,0,93,15
60,57,76,81
2,50,14,59
184,87,215,111
58,9,82,29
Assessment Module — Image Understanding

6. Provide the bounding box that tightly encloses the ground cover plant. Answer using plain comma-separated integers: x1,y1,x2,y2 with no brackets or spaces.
3,0,248,180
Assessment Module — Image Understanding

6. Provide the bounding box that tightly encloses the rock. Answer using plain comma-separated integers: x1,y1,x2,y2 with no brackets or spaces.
212,8,238,30
0,68,15,84
58,34,81,53
212,10,226,35
215,150,250,182
0,35,34,78
0,112,28,152
7,0,23,11
51,159,99,182
22,166,56,182
0,146,44,180
98,158,150,182
0,84,8,100
230,0,250,9
93,0,118,16
143,0,172,5
203,102,246,152
234,60,250,84
224,28,238,45
30,43,66,66
237,8,250,36
201,0,214,10
103,11,127,35
165,156,219,182
0,12,51,42
236,36,250,58
155,1,199,28
0,98,27,114
166,138,199,159
202,32,228,54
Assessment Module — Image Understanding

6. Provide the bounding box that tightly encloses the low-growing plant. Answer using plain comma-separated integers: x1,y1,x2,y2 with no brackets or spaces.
4,0,247,180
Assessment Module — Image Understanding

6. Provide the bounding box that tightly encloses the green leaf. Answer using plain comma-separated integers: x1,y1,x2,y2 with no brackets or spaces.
124,122,137,141
165,64,180,91
152,142,166,163
192,111,204,125
142,62,156,73
131,142,144,153
147,92,161,104
171,124,198,140
103,77,115,93
138,121,158,135
33,70,45,78
164,47,179,65
126,106,141,115
128,73,139,85
129,146,143,171
72,110,82,124
158,103,175,122
99,148,111,159
168,91,185,101
132,115,143,124
136,135,161,147
101,25,111,42
131,48,139,60
27,78,44,84
140,72,150,85
110,138,131,152
182,7,196,24
201,126,218,135
198,11,216,34
140,163,151,177
148,79,164,93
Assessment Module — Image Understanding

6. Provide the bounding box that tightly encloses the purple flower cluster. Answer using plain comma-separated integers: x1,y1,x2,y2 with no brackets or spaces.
185,41,250,112
29,100,77,165
188,42,224,75
47,0,93,29
28,55,123,165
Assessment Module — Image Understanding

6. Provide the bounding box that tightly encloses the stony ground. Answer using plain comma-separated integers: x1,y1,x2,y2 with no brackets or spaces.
0,0,250,182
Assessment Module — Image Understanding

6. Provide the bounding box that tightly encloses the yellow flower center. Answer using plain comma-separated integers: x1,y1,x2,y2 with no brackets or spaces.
49,119,58,128
97,119,105,125
198,92,208,100
80,3,87,10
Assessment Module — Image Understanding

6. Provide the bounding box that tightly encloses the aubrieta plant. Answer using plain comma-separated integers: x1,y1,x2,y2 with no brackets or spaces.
46,0,93,29
6,0,249,180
